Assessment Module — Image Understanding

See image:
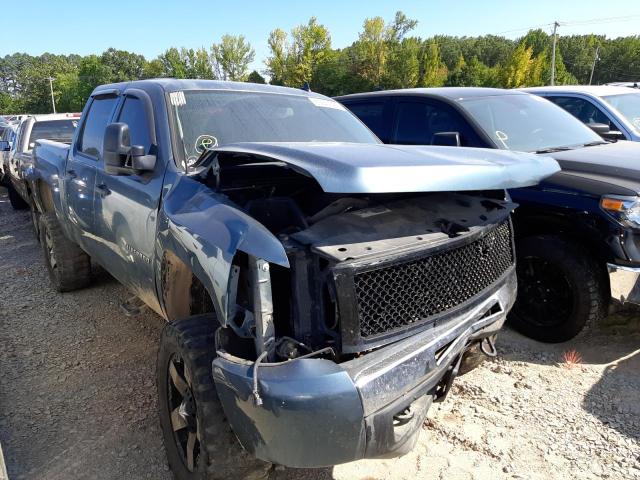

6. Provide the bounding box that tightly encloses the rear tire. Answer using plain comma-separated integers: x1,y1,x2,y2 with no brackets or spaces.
157,315,272,480
509,235,606,343
8,184,28,210
39,213,91,292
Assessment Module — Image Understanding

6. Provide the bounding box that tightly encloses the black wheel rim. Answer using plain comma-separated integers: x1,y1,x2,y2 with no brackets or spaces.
167,355,201,472
513,256,574,327
44,227,57,271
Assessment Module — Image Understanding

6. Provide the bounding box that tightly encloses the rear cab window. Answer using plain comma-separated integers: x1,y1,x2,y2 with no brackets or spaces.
78,96,118,160
28,120,78,150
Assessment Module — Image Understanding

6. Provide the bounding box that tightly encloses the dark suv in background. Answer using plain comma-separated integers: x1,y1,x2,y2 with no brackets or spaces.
337,88,640,342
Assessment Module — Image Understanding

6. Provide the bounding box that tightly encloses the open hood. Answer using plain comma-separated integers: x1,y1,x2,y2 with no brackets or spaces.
205,142,560,193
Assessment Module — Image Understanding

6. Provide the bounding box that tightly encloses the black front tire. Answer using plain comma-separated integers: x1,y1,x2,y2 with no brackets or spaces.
8,184,28,210
39,213,91,292
509,235,606,343
157,315,271,480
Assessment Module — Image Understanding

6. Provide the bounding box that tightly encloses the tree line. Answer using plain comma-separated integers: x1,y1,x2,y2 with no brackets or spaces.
2,11,639,114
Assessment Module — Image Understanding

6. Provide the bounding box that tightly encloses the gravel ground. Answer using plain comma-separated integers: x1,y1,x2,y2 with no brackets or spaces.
0,186,638,480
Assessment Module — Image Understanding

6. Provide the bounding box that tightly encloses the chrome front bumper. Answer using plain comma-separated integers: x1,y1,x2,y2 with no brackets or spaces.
607,263,640,305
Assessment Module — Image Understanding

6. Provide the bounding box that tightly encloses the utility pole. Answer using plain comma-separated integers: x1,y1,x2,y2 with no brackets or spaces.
589,45,600,85
550,21,560,86
48,77,56,114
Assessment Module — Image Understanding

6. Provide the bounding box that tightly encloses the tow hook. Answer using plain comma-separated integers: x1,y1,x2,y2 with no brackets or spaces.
434,352,464,403
480,335,497,357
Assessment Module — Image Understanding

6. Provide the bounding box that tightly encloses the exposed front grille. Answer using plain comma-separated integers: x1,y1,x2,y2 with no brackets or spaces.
353,221,513,338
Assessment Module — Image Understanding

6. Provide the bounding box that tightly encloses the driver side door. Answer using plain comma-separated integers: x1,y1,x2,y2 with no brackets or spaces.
93,89,167,312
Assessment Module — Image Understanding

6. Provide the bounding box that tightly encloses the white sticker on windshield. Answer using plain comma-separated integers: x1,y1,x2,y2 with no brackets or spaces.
308,97,345,110
170,91,187,106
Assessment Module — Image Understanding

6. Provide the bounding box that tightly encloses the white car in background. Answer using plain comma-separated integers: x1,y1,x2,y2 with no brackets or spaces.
0,123,17,185
1,113,80,209
523,85,640,142
606,81,639,89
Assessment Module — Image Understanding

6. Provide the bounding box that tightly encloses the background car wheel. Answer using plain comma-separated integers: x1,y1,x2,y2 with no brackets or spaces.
509,235,606,343
157,315,272,480
39,213,91,292
8,184,28,210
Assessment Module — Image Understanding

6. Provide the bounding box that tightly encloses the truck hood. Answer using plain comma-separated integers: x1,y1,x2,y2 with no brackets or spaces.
208,142,559,193
544,141,640,183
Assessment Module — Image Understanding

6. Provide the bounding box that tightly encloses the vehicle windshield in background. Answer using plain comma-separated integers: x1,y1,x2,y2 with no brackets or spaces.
28,120,78,149
603,93,640,132
460,94,602,153
171,90,379,166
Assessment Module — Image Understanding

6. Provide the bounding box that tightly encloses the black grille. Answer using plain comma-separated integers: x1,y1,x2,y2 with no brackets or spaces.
353,221,513,338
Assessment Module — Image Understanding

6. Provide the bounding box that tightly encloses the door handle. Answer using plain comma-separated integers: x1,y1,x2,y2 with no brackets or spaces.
96,183,111,197
67,169,77,179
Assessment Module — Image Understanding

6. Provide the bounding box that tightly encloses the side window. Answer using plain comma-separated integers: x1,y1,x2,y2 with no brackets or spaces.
116,96,152,154
547,96,613,128
394,100,479,146
345,101,388,141
13,122,27,152
78,96,118,159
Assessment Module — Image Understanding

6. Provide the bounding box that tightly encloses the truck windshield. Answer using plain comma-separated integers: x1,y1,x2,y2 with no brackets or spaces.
460,94,602,153
603,93,640,133
171,90,379,166
28,120,78,150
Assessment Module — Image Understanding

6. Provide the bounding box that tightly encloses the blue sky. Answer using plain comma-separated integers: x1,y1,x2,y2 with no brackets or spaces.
3,0,639,73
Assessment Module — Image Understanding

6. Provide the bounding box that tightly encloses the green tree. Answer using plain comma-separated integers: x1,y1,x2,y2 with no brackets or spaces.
77,55,112,102
265,28,290,85
560,34,602,83
158,48,188,78
143,59,166,78
56,71,84,112
211,34,255,81
247,70,266,84
289,17,332,86
386,37,420,88
502,43,534,88
265,18,331,88
419,42,448,87
354,16,388,88
100,48,146,82
180,48,215,79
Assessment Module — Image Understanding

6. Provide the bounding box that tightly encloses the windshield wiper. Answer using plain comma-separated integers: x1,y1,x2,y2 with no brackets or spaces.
581,141,608,147
535,146,574,154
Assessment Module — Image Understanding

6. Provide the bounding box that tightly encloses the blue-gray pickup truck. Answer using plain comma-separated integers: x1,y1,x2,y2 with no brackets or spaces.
27,79,558,479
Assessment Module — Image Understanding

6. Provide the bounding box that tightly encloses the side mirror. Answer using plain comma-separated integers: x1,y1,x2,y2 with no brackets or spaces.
587,122,611,135
103,122,156,175
0,140,9,151
431,131,461,147
602,130,625,141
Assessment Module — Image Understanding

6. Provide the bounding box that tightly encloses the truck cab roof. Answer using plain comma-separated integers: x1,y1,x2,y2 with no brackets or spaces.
93,78,328,99
521,85,638,98
336,87,525,102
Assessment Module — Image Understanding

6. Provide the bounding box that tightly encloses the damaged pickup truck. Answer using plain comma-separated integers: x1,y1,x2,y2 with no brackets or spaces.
27,80,559,479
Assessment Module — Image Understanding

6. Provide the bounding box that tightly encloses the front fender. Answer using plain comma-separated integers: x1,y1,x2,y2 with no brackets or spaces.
156,172,289,325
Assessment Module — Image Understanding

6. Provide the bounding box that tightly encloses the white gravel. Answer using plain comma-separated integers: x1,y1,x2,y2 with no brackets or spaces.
0,187,638,480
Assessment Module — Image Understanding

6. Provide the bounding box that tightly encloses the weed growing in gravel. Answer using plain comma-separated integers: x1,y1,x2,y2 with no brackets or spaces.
561,349,583,368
